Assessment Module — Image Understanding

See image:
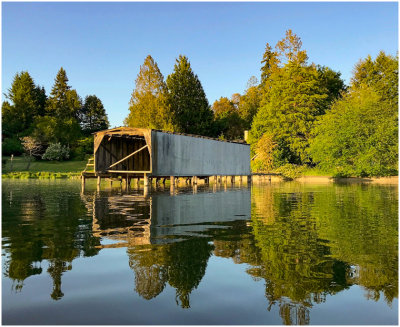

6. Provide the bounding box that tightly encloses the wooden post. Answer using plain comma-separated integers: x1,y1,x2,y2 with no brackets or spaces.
144,174,149,187
231,176,235,184
239,176,242,186
247,175,252,185
81,175,85,190
97,176,101,190
214,176,217,184
170,176,175,185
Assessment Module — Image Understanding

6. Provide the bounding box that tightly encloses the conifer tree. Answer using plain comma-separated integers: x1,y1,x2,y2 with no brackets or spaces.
124,55,174,131
46,67,81,119
33,67,82,145
250,30,344,165
166,55,214,136
2,72,42,137
80,95,110,135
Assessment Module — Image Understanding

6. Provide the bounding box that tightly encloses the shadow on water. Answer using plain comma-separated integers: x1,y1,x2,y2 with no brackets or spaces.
2,180,398,324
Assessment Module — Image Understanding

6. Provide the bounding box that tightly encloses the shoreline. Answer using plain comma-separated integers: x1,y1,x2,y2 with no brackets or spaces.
2,172,398,184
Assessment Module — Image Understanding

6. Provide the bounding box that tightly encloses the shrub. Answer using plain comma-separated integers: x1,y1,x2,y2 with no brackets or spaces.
275,164,306,181
42,143,70,161
2,137,24,156
71,136,93,160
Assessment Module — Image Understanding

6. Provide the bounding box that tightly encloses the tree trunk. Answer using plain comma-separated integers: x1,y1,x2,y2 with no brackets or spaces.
26,154,32,170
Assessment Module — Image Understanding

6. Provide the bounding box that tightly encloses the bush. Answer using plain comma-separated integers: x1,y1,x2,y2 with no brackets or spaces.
42,143,70,161
275,164,306,181
70,136,93,160
2,137,24,156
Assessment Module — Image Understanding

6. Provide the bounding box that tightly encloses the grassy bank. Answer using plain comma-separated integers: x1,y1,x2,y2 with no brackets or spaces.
2,156,87,179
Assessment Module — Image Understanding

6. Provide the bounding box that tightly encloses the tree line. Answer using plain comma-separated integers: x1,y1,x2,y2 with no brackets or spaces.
3,29,397,176
2,68,109,160
126,30,397,177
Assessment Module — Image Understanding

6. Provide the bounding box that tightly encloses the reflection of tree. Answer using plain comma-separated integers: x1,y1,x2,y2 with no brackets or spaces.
2,182,101,299
127,238,213,308
166,238,213,308
128,245,168,300
213,183,397,324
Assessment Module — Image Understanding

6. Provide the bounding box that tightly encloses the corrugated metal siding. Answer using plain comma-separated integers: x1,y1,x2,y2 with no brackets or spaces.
152,130,250,176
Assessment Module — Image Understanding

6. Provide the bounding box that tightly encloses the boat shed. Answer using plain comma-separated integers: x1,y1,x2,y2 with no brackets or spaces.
92,127,250,178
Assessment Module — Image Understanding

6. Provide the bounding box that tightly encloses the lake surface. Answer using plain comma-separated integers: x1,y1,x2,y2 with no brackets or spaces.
2,179,398,325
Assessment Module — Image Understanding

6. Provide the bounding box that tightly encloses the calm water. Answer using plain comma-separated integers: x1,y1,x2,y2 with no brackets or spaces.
2,180,398,325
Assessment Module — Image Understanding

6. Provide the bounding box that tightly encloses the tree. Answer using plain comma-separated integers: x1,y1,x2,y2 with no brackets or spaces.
212,96,245,140
124,55,174,131
46,67,81,120
32,68,82,146
238,77,262,129
351,51,398,105
250,30,344,166
309,86,398,177
80,95,109,135
260,43,279,87
2,72,44,138
250,63,329,165
166,55,214,136
20,136,43,170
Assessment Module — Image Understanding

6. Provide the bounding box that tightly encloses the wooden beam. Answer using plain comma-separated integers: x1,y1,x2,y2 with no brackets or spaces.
106,170,151,174
108,144,148,169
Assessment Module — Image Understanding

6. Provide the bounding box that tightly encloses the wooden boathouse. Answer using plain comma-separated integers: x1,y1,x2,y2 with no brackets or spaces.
82,127,251,187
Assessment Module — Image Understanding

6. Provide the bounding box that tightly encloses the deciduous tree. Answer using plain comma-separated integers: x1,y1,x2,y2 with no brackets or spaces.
125,55,174,131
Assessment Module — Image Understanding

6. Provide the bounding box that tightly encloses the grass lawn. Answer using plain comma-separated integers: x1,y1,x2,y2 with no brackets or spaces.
2,156,87,176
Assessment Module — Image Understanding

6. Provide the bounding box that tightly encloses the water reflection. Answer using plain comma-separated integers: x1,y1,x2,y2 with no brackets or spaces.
2,180,398,324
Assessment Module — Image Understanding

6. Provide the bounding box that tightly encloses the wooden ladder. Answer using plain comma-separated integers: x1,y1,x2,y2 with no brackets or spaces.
83,157,95,173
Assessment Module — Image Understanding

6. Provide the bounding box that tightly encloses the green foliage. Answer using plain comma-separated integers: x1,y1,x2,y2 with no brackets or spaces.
70,136,93,160
125,55,175,131
352,51,398,104
46,67,81,120
274,163,306,180
79,95,109,135
251,63,330,164
42,143,70,161
212,96,245,140
2,137,24,156
238,77,262,129
2,72,46,138
309,87,398,177
250,30,345,169
33,115,82,146
166,55,214,136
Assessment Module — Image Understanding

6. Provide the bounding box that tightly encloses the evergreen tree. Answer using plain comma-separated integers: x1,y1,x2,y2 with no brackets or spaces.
80,95,109,135
33,68,82,146
2,72,43,137
250,30,344,166
124,55,174,131
351,51,398,105
46,67,81,120
260,43,279,87
251,63,328,165
166,55,214,136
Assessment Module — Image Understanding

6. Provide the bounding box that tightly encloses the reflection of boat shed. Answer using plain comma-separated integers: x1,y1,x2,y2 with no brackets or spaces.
92,127,250,179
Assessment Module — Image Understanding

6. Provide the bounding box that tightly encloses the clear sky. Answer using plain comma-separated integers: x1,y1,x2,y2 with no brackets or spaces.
2,2,398,127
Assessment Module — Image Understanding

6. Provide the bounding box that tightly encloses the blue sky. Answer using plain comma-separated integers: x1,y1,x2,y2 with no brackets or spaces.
2,2,398,127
